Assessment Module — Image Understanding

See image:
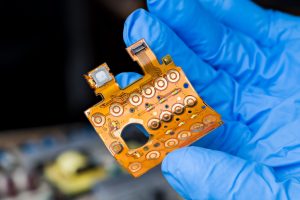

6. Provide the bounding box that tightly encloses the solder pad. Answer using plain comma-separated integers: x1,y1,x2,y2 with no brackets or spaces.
84,39,223,177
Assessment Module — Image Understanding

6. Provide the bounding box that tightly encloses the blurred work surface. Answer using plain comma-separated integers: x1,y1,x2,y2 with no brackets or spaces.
1,0,300,131
0,124,179,200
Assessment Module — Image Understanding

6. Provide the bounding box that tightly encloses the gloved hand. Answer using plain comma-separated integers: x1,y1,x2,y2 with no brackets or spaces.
116,0,300,199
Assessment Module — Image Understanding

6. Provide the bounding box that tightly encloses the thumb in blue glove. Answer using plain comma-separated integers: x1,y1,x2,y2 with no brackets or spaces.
116,0,300,199
162,147,298,199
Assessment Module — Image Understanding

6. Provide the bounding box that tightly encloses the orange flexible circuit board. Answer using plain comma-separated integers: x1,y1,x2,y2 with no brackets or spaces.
84,39,223,177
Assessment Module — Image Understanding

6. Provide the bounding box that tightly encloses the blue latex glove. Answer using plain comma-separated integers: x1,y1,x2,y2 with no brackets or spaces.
116,0,300,199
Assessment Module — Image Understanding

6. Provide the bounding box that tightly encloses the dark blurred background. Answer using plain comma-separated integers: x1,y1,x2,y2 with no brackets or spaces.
0,0,146,131
1,0,300,131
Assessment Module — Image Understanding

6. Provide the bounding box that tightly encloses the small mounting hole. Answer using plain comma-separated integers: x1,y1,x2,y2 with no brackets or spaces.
165,105,169,109
183,83,189,88
154,143,160,147
143,146,149,151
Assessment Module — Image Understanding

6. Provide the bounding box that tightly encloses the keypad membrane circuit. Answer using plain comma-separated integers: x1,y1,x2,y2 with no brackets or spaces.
84,39,223,177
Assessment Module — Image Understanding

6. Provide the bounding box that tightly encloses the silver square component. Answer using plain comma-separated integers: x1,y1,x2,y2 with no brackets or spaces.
90,66,112,87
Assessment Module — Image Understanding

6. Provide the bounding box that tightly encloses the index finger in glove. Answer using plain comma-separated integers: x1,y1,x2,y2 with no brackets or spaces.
197,0,300,46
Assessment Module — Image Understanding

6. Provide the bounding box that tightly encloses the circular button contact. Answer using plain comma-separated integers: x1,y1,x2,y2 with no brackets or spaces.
154,77,168,91
110,103,124,117
160,111,173,122
146,151,160,160
203,115,217,124
148,118,161,130
178,131,191,140
164,139,179,148
91,113,105,127
110,142,123,154
142,85,156,98
166,69,180,83
190,122,205,133
128,162,142,172
184,96,197,107
129,93,143,106
172,103,185,115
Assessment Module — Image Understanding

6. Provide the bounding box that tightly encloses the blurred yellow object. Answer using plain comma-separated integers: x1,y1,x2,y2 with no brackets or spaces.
44,150,107,195
56,150,88,176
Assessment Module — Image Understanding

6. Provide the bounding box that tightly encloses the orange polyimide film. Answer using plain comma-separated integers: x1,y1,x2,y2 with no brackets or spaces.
84,39,223,177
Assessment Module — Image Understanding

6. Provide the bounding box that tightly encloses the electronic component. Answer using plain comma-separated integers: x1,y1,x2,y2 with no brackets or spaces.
84,39,223,177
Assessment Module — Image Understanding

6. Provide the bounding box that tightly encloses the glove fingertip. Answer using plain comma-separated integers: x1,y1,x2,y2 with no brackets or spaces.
115,72,142,89
147,0,163,13
123,8,149,47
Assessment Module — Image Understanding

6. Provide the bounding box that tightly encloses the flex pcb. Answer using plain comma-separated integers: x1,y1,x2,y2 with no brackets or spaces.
84,39,223,177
